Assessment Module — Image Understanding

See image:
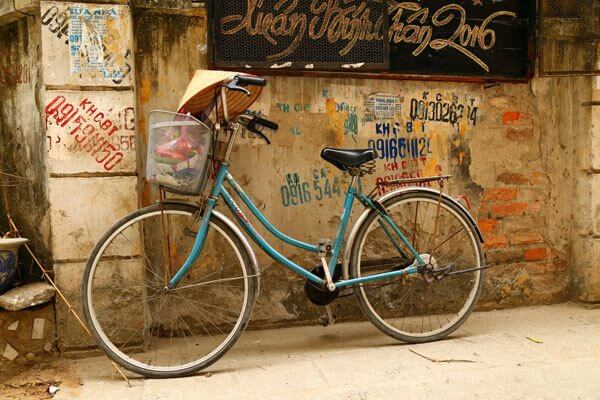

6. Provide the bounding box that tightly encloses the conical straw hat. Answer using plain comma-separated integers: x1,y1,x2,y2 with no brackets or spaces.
178,70,263,119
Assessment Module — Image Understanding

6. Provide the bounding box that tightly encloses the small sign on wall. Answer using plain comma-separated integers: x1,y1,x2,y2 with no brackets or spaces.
208,0,535,81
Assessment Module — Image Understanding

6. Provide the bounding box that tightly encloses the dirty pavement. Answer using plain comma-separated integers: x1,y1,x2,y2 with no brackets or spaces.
1,303,598,400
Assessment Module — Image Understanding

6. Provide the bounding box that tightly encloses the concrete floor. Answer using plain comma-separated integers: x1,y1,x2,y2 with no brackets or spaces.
41,303,600,399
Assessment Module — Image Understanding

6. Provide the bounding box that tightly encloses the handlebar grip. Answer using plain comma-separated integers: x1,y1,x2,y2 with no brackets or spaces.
254,115,278,131
236,75,267,87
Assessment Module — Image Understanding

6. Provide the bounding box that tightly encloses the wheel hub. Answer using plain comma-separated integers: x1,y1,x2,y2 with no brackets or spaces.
414,254,441,283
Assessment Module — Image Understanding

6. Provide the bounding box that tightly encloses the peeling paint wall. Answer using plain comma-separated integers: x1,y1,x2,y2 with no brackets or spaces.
1,1,598,354
132,4,594,330
39,0,138,350
0,12,56,378
0,13,51,281
231,78,572,322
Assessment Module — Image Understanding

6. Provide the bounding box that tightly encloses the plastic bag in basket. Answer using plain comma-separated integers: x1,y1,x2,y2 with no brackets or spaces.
146,111,211,195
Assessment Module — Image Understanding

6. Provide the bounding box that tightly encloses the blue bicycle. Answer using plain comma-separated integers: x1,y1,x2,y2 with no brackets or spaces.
82,73,485,378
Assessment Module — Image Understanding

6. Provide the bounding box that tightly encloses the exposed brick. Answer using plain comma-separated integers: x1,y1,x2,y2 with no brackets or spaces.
505,126,534,142
530,172,546,186
529,202,543,213
502,111,533,126
492,202,528,217
486,248,523,264
484,233,508,249
502,111,522,125
482,188,519,202
524,247,549,261
525,260,567,274
478,218,498,235
497,172,529,185
509,232,544,245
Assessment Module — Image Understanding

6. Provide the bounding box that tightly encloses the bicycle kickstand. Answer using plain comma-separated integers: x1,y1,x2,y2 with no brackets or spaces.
318,305,336,327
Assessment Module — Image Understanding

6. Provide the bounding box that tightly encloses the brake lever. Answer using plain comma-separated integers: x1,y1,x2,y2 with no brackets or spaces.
252,130,271,145
225,79,251,96
246,118,271,145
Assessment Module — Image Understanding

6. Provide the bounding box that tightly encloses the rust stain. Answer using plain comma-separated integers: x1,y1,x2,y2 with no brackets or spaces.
459,120,469,136
140,179,153,207
138,77,153,145
325,98,346,146
139,76,152,105
423,155,439,176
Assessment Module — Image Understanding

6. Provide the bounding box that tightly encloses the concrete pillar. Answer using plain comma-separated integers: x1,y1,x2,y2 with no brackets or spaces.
39,1,138,349
572,76,600,303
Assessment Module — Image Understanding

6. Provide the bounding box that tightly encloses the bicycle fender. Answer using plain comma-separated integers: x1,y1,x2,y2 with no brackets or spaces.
341,187,483,280
159,200,261,296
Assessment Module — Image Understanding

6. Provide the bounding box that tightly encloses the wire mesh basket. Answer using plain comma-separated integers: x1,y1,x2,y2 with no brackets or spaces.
146,111,212,195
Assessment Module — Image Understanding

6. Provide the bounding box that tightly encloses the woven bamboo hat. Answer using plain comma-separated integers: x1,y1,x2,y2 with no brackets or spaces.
178,70,263,119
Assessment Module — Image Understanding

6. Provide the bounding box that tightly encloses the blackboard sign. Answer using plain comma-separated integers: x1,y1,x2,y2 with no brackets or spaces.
208,0,535,81
209,0,389,71
388,0,534,78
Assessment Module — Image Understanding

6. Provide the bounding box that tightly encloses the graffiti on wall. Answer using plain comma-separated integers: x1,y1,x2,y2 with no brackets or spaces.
0,50,31,85
275,88,481,203
44,95,135,172
280,168,345,207
41,3,132,85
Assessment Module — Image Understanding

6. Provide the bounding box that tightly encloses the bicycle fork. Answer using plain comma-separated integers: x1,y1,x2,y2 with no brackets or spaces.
168,164,230,289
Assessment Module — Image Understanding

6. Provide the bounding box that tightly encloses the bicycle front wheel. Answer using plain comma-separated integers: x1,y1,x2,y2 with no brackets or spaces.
82,203,256,378
350,191,484,343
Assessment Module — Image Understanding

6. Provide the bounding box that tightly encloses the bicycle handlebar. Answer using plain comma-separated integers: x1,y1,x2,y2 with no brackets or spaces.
225,75,267,97
236,75,267,87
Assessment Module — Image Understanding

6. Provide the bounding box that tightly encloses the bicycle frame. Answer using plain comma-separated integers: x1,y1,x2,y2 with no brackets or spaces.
168,162,425,290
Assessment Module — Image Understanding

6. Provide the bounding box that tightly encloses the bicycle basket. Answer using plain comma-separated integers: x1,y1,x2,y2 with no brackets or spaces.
146,110,212,196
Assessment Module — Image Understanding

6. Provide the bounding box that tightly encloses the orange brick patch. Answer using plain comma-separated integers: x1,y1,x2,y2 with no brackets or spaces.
484,233,508,249
526,260,566,274
505,126,534,142
492,202,528,217
497,172,529,185
524,247,549,261
478,218,498,235
530,172,545,185
502,111,532,126
510,232,544,245
482,188,519,202
502,111,522,125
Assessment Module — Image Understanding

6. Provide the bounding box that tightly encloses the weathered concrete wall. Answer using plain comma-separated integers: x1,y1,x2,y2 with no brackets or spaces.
132,4,585,329
1,0,598,356
0,12,56,379
571,77,600,302
39,0,138,350
0,13,51,282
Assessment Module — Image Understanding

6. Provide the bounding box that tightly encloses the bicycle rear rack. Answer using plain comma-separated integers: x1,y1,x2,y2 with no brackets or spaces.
369,175,453,197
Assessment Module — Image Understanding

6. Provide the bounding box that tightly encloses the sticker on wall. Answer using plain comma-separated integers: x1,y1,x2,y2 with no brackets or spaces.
41,2,133,87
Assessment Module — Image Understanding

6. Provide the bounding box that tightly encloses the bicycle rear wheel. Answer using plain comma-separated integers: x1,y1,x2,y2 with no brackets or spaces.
82,203,256,378
350,191,484,343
